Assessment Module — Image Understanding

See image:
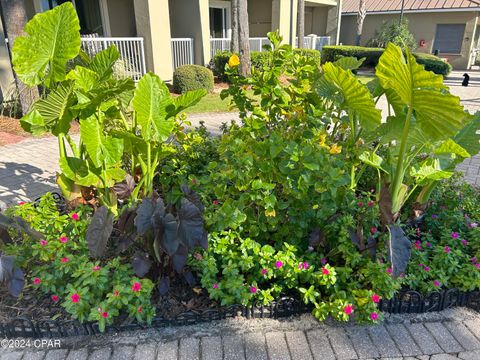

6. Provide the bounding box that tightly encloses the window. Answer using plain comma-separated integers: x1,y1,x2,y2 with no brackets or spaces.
34,0,110,36
433,24,466,54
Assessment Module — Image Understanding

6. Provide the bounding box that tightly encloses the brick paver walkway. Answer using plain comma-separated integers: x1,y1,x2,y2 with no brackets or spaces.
2,309,480,359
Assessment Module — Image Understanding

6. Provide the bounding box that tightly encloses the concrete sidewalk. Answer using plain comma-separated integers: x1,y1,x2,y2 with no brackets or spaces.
2,309,480,359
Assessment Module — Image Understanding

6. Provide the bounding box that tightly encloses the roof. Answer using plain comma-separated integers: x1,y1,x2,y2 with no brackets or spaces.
342,0,480,15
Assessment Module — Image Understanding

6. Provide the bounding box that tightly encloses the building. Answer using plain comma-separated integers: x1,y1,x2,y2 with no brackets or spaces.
0,0,341,95
340,0,480,69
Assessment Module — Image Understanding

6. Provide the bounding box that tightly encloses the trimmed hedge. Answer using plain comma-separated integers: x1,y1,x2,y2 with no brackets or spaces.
322,46,385,67
210,48,321,81
173,64,214,93
414,53,453,76
321,45,452,76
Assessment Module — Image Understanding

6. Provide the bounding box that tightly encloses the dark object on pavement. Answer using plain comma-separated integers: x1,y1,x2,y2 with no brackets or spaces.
463,73,470,87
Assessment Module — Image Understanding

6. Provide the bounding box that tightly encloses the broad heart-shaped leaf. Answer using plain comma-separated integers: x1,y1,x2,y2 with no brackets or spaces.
8,268,25,298
156,213,180,256
359,151,388,173
12,2,80,88
178,198,208,250
86,206,114,258
135,197,165,235
132,252,152,277
410,159,453,184
334,56,365,71
387,225,411,277
113,174,136,200
435,138,470,158
80,114,124,168
181,185,205,213
20,110,47,135
320,62,381,131
172,243,189,273
66,66,99,92
376,43,466,140
0,254,25,297
89,46,120,81
158,276,170,296
25,82,74,136
453,112,480,158
133,73,174,142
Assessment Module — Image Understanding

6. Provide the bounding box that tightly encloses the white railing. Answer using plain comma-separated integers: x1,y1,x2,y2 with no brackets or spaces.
80,36,146,82
210,35,330,57
210,37,271,57
296,35,331,51
171,38,195,70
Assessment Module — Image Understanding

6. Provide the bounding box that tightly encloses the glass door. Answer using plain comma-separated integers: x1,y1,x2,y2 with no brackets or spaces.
209,6,229,38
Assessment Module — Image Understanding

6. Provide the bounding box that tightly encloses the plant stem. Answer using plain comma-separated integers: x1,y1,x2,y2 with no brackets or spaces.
391,106,413,214
58,133,67,160
146,142,152,197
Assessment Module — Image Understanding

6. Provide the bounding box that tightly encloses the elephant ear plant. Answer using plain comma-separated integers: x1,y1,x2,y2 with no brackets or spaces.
13,2,133,211
317,43,480,276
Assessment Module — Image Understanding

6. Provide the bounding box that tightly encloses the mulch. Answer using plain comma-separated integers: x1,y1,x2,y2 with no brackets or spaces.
0,116,80,147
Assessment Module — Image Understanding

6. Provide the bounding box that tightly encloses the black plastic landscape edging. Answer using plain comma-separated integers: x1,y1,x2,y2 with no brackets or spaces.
2,289,480,339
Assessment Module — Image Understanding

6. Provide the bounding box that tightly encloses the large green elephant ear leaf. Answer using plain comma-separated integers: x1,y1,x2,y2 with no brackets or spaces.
376,43,466,140
453,112,480,158
132,72,173,142
21,82,75,135
80,114,124,168
12,2,80,88
89,46,120,81
318,62,381,131
333,56,365,71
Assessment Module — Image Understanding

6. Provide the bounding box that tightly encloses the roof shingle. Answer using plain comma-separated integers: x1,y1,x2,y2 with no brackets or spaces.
342,0,480,14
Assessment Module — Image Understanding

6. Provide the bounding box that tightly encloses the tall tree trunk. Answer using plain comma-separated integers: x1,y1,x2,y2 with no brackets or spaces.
0,0,39,115
297,0,305,48
231,0,239,53
238,0,250,76
356,0,366,46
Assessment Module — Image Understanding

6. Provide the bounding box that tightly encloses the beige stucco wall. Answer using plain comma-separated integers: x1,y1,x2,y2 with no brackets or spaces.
169,0,210,65
305,6,329,35
272,0,298,45
133,0,173,80
107,0,136,36
340,11,479,69
248,0,272,37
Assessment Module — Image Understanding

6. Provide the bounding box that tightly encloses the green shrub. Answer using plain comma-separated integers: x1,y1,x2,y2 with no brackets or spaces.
210,48,321,81
414,53,452,76
173,64,214,93
367,19,417,51
322,45,451,75
322,45,385,67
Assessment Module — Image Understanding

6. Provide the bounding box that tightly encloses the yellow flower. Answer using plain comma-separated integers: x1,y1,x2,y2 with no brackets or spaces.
228,54,240,67
329,143,342,154
265,209,276,217
319,134,328,148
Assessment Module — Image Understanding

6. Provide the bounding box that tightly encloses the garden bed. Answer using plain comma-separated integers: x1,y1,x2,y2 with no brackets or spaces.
2,289,480,339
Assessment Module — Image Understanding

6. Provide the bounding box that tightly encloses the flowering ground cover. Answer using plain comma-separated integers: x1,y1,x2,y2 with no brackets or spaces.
1,3,480,331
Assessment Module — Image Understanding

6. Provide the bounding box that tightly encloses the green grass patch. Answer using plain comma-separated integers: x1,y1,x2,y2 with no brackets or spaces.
357,75,375,84
184,92,233,114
